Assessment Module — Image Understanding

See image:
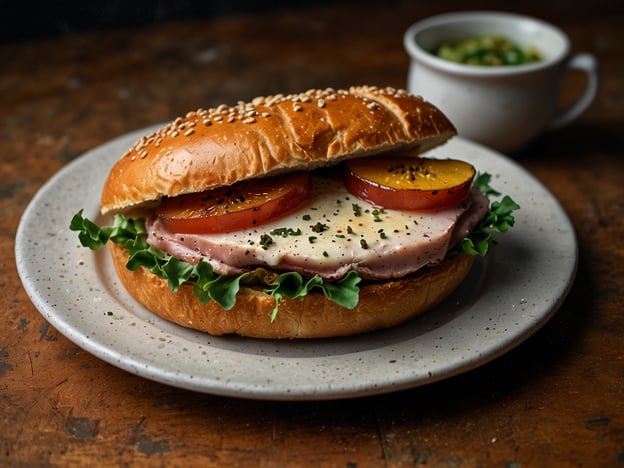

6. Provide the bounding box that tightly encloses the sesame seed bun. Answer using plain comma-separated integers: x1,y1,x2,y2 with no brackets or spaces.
100,86,456,215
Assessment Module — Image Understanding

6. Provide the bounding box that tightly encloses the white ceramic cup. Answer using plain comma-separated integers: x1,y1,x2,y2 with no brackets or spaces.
404,11,599,153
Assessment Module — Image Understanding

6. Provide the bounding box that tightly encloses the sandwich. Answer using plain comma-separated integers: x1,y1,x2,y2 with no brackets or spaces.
71,86,518,339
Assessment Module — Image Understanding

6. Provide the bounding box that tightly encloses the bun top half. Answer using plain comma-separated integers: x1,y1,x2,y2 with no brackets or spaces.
100,86,456,215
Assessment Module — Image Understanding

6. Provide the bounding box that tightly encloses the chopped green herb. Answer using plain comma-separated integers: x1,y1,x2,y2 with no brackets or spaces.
308,236,318,244
270,227,302,237
352,203,362,217
371,208,385,222
259,233,273,249
302,214,312,221
360,239,369,249
310,222,329,233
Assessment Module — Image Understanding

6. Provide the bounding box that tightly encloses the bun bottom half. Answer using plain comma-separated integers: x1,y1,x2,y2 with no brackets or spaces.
109,243,475,339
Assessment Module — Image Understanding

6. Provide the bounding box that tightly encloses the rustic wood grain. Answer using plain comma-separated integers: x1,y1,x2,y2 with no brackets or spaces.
2,1,623,466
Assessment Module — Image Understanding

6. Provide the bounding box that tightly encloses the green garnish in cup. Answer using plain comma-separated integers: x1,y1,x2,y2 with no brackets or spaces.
434,34,542,66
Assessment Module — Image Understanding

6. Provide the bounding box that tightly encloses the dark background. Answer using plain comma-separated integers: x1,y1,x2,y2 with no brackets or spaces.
1,1,335,43
4,0,623,44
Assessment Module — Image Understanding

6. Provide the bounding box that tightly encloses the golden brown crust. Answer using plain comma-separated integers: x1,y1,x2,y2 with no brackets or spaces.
101,86,456,215
109,243,475,339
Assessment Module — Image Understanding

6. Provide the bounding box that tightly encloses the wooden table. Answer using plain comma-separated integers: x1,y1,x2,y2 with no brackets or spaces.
2,1,623,466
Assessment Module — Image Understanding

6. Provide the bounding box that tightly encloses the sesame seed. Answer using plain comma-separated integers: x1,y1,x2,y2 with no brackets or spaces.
171,130,179,137
317,98,326,108
227,115,236,123
213,116,223,122
202,119,212,126
139,150,148,158
262,112,271,118
293,104,303,112
367,102,379,110
243,117,256,124
184,129,195,136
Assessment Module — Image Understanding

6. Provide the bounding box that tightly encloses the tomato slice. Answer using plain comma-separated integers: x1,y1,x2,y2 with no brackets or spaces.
344,156,475,211
156,172,312,234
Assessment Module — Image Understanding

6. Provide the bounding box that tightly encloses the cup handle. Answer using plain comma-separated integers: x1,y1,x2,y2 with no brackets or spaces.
549,53,599,130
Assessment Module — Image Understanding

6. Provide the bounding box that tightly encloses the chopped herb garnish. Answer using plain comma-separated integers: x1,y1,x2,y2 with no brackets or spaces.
371,208,385,222
259,233,273,249
352,203,362,217
302,214,312,221
360,239,369,249
323,251,329,257
270,227,302,237
310,222,329,233
308,236,318,243
347,225,354,234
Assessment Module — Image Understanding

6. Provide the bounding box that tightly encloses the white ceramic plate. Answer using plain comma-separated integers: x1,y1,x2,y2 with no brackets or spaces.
15,129,577,400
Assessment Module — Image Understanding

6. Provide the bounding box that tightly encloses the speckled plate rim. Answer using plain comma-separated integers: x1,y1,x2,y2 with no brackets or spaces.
15,129,577,401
